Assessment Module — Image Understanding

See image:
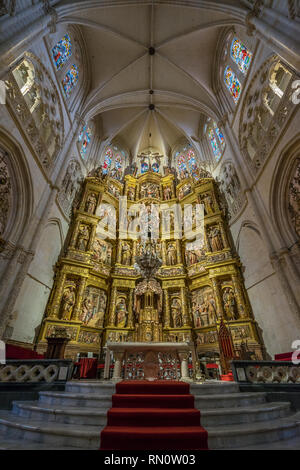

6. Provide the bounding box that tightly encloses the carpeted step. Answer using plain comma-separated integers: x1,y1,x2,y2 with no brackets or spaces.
107,407,201,427
115,380,190,395
112,393,194,408
100,425,208,450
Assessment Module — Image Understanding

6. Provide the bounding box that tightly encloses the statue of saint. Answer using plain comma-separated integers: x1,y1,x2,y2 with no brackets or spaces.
115,298,127,327
76,225,90,251
81,296,94,324
208,226,223,252
85,193,97,214
171,298,182,328
223,287,238,320
61,285,76,321
121,242,132,265
167,243,177,265
164,186,172,200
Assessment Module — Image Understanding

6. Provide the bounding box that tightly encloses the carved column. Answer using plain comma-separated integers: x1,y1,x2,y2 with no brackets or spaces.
51,272,67,319
108,286,118,326
117,240,122,263
112,351,124,380
87,224,97,251
219,223,229,249
164,288,170,327
211,277,224,319
70,221,80,248
177,240,182,264
181,287,189,326
127,288,134,328
161,241,167,265
232,273,247,318
72,277,87,321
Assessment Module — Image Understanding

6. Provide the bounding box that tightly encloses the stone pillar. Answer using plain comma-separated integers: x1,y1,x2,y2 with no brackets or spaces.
72,277,87,321
164,289,170,327
178,352,190,381
108,287,118,326
211,277,224,319
112,351,124,380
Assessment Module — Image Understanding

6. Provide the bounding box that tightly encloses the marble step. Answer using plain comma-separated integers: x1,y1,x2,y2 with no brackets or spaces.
39,391,112,408
194,391,267,409
12,401,108,426
0,411,101,449
65,381,116,395
200,402,291,427
190,382,240,395
207,412,300,449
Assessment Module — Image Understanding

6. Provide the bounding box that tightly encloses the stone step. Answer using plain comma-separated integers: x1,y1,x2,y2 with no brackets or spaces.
235,434,300,450
65,381,116,395
0,411,101,449
194,391,267,409
200,402,291,427
38,391,112,408
0,439,85,450
207,412,300,449
190,381,240,395
12,401,108,426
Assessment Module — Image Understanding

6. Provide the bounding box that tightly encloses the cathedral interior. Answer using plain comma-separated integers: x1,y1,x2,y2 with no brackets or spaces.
0,0,300,452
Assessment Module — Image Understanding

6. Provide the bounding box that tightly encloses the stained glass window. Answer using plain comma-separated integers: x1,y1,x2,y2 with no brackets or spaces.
62,64,79,98
176,145,200,179
141,161,149,174
224,66,241,103
78,125,92,159
102,146,125,178
214,122,225,147
231,38,252,74
52,34,72,71
208,128,222,161
152,162,159,173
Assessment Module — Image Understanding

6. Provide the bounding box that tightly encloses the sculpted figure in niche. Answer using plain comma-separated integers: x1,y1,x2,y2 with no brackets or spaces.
85,193,98,214
127,187,135,201
223,287,238,320
76,224,90,251
208,226,223,252
61,285,76,321
115,298,128,328
167,243,177,265
121,242,132,265
171,298,182,328
199,193,214,215
163,186,172,200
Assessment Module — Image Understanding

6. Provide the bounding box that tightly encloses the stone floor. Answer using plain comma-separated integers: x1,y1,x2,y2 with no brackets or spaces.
0,380,299,450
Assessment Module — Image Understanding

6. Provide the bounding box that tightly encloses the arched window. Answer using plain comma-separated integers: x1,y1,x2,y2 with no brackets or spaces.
78,124,92,160
224,66,241,103
62,64,79,98
101,145,126,180
230,38,252,74
51,34,72,71
175,144,200,180
206,120,225,163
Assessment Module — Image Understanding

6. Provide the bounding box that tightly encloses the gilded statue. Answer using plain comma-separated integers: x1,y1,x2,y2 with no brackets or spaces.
121,242,132,265
208,226,223,252
85,192,98,214
76,224,90,251
171,298,182,328
61,285,76,321
115,298,128,327
167,243,177,265
223,287,238,320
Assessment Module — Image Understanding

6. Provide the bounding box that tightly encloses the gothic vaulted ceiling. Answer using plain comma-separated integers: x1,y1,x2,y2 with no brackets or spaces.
58,0,245,157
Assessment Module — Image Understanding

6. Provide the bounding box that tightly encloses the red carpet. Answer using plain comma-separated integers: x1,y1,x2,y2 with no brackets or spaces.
100,381,208,450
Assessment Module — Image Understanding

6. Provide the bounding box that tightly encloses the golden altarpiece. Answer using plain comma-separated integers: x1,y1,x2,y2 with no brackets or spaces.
37,165,265,361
